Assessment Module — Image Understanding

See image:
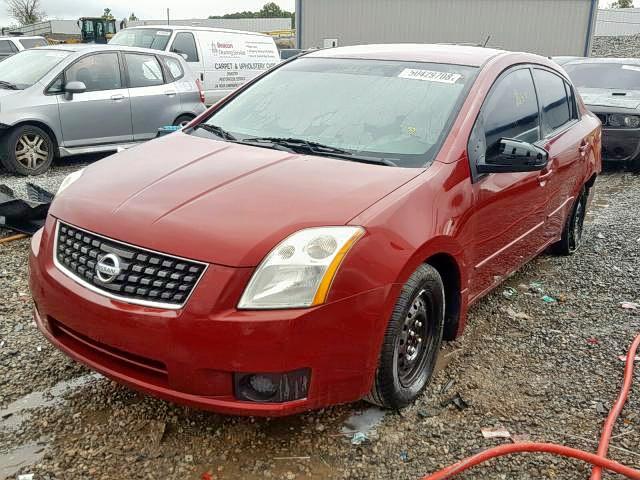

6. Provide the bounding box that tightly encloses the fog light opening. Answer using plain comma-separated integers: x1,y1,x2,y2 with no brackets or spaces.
234,368,310,403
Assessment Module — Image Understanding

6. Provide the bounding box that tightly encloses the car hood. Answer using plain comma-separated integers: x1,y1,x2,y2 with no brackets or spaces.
578,88,640,110
51,133,424,267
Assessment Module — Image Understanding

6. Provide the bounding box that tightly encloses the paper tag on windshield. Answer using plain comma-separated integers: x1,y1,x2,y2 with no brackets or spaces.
398,69,462,84
622,65,640,72
156,31,171,36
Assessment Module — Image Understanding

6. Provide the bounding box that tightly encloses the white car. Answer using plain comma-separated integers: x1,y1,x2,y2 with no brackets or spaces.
110,25,280,105
0,35,48,61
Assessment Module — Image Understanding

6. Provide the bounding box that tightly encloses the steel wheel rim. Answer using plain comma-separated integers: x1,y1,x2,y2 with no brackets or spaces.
396,289,436,387
15,132,49,171
571,197,585,251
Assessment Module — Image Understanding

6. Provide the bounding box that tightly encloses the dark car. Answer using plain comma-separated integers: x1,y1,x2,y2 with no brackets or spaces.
564,58,640,172
30,45,600,416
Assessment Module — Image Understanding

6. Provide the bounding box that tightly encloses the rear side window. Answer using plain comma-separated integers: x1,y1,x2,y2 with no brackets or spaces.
482,68,540,158
66,53,122,91
0,40,16,54
163,56,184,80
125,53,164,87
20,38,48,49
533,69,572,135
170,32,199,62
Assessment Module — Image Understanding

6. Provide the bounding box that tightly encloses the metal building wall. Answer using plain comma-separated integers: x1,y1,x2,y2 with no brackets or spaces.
128,18,291,33
298,0,597,56
595,8,640,37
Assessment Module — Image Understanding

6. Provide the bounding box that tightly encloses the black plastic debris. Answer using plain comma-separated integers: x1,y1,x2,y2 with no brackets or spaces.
441,392,470,411
0,183,53,235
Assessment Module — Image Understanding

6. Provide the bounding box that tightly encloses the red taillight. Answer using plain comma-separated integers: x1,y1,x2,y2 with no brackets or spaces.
195,79,205,103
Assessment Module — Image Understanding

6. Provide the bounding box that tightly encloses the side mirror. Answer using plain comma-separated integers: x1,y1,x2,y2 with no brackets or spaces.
64,81,86,101
477,138,548,174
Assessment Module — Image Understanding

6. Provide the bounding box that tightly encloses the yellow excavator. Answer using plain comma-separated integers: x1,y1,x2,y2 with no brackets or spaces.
77,17,117,43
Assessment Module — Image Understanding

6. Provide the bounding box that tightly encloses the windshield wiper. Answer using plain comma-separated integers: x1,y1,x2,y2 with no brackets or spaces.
0,81,19,90
193,123,237,141
241,137,398,166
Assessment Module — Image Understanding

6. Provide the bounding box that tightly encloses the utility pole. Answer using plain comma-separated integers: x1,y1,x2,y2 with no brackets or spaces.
167,8,170,25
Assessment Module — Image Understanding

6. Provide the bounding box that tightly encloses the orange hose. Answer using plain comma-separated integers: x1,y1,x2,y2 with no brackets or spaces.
591,334,640,480
421,334,640,480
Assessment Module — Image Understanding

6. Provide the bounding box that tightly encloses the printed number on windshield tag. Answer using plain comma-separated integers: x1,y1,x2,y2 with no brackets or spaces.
398,69,462,84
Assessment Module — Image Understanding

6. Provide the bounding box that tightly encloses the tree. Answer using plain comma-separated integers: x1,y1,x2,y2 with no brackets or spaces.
258,2,285,17
610,0,633,7
102,8,114,20
128,12,138,21
5,0,44,25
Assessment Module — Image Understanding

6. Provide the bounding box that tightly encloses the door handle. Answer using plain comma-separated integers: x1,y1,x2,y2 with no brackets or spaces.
200,72,204,81
164,90,176,97
110,94,125,101
538,169,553,184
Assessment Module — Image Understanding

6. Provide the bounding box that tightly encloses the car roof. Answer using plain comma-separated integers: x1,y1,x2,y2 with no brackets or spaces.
305,44,509,67
122,24,271,38
0,35,46,40
564,57,640,66
37,44,185,59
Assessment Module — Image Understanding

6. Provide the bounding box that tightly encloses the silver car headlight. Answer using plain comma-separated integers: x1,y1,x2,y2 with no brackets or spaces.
56,169,84,195
238,226,365,309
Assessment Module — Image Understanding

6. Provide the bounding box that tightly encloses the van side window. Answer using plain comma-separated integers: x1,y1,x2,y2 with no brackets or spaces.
533,69,572,135
171,33,199,62
481,68,540,159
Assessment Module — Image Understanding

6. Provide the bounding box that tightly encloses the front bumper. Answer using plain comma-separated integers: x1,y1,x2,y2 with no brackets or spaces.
30,217,393,416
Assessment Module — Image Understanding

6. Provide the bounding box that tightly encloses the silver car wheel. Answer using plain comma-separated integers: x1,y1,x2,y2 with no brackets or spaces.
15,133,49,171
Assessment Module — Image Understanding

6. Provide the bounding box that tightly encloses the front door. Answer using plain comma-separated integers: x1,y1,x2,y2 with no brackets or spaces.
124,52,181,140
467,67,548,299
58,52,133,147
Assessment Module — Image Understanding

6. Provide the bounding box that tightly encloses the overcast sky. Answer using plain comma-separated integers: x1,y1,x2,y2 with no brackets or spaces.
0,0,636,29
0,0,296,27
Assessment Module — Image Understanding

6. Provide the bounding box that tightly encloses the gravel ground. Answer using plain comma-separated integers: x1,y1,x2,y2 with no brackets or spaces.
0,165,639,480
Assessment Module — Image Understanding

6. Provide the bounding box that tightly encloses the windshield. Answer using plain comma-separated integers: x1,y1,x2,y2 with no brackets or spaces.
110,28,172,50
564,62,640,91
0,49,70,89
197,58,476,167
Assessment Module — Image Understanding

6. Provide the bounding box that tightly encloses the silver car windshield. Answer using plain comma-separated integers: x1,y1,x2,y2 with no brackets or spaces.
201,58,477,167
110,28,172,50
0,49,70,89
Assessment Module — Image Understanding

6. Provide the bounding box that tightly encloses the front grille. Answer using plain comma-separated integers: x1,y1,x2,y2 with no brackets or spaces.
54,221,207,308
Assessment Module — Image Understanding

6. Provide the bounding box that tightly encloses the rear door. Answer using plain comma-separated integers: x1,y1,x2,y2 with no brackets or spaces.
531,68,583,241
58,52,133,146
467,66,548,298
124,52,181,140
198,31,279,105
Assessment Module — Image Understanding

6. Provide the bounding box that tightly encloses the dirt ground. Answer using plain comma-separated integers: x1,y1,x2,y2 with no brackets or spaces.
1,167,639,480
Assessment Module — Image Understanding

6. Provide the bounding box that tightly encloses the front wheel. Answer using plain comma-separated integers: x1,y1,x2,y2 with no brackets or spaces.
0,125,54,175
366,264,445,409
552,187,587,256
173,115,195,128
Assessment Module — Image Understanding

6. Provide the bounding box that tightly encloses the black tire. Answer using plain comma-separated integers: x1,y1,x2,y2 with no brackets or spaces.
0,125,54,176
366,264,445,409
552,187,587,256
173,115,195,128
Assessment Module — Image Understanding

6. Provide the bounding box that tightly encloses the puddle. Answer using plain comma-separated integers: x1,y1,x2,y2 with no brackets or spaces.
0,438,49,479
0,373,101,431
0,373,102,479
340,407,386,438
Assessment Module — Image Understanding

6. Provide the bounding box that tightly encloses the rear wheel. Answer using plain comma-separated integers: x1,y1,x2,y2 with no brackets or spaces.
0,125,54,176
173,115,195,128
366,264,444,409
552,187,587,256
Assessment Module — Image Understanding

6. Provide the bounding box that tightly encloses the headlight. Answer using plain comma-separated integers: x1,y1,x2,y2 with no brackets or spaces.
608,114,640,128
238,226,365,309
56,169,84,195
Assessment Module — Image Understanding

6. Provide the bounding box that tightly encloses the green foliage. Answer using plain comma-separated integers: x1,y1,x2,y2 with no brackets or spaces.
102,7,114,20
610,0,634,7
209,1,294,21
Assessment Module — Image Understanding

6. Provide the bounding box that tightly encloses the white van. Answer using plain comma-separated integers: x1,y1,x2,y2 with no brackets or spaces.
110,26,280,105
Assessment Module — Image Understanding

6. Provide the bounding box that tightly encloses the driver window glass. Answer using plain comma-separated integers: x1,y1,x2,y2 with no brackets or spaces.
65,53,122,91
170,32,199,62
482,68,540,159
532,68,571,135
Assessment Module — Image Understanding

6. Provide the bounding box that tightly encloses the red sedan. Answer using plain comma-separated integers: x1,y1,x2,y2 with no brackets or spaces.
29,44,601,416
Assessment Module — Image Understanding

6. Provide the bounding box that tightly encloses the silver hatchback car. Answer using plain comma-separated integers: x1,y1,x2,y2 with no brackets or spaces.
0,44,207,175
